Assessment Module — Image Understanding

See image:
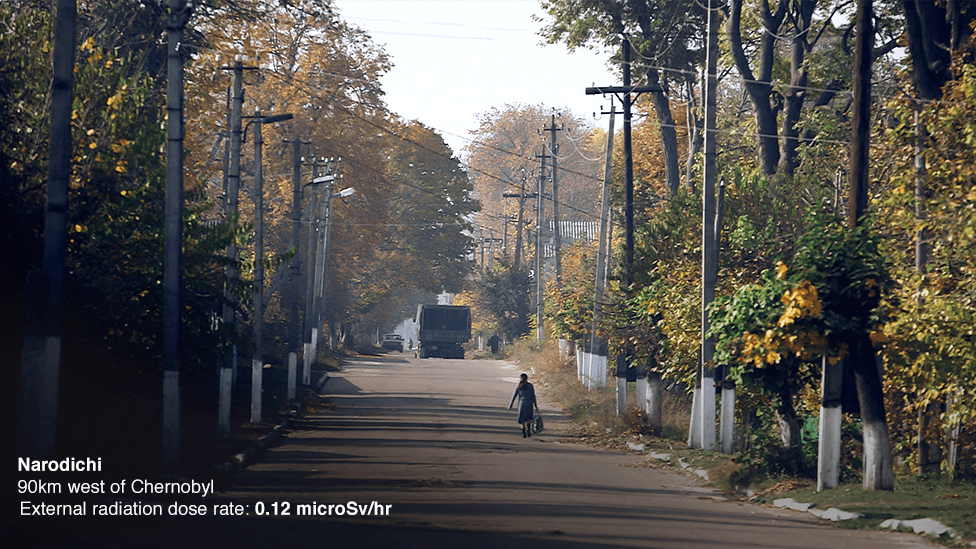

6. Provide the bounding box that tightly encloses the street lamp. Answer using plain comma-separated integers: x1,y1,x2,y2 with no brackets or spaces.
303,168,354,378
249,109,292,424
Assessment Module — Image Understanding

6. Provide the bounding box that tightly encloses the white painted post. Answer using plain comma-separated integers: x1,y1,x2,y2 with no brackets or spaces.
818,356,843,490
688,387,701,448
699,378,716,450
647,372,662,436
302,342,312,386
818,406,842,490
287,352,297,400
617,377,628,418
576,346,583,381
636,375,648,414
720,382,735,454
218,368,232,438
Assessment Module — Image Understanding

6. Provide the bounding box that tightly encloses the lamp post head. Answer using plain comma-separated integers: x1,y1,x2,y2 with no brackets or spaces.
261,113,294,124
335,187,355,199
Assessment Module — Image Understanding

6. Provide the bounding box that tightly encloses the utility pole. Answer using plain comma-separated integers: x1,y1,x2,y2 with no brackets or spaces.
249,108,294,424
19,0,76,459
696,0,720,452
535,150,550,341
284,136,309,401
849,0,893,491
162,0,191,466
502,168,530,270
251,107,266,424
217,58,251,438
303,158,326,384
588,101,616,391
307,161,353,365
543,114,563,285
587,39,664,408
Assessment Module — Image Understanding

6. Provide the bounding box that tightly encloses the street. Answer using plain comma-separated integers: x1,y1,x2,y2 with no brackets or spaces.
8,354,935,548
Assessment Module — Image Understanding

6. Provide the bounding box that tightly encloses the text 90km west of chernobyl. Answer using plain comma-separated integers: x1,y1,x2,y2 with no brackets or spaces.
17,457,392,518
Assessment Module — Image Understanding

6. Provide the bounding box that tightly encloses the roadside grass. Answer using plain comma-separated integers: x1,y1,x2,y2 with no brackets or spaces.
509,339,976,547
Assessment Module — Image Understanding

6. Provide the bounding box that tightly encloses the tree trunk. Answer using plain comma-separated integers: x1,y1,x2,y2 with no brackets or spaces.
646,70,682,195
685,77,703,194
852,334,895,489
727,0,786,177
779,0,815,176
901,0,953,100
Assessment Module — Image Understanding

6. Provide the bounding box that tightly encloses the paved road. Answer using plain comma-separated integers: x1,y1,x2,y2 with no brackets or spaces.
8,354,935,548
209,354,932,548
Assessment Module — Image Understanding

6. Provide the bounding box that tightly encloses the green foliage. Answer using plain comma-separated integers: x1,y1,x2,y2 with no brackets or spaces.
545,243,596,341
874,47,976,474
473,259,533,341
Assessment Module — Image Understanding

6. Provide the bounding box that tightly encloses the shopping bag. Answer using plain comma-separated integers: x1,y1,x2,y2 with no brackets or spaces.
532,412,544,433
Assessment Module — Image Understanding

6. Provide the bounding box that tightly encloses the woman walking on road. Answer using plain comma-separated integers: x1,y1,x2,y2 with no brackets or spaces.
509,373,538,438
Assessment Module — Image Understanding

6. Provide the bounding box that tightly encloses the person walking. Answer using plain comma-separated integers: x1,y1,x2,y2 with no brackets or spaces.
508,373,538,438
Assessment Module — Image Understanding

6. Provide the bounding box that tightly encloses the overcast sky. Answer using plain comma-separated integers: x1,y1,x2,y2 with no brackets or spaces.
334,0,617,157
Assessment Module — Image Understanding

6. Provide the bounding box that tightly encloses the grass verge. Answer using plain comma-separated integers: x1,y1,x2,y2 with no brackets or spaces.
508,339,976,547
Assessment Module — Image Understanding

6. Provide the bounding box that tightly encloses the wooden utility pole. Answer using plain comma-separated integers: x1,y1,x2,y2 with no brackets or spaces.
502,168,530,270
535,151,549,341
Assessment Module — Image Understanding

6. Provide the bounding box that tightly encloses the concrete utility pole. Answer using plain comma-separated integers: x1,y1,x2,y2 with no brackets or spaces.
587,101,616,391
284,136,309,401
303,158,325,384
307,162,353,367
697,0,720,452
543,114,563,285
162,0,192,466
248,109,294,424
217,58,251,438
19,0,76,459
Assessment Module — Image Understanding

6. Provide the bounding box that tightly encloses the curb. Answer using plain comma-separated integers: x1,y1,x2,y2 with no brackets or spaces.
631,445,966,544
771,497,964,542
213,413,296,475
213,371,332,475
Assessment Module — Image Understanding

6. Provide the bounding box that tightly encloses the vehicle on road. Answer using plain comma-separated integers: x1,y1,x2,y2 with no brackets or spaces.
415,304,471,359
381,333,404,352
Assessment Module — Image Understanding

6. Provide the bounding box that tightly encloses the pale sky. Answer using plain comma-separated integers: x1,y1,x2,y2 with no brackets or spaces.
334,0,616,157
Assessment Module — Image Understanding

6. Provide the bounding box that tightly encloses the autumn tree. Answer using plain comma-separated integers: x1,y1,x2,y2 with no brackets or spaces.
464,103,602,268
537,0,707,194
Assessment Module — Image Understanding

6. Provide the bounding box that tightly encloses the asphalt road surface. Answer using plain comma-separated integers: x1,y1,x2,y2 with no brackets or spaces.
7,354,935,548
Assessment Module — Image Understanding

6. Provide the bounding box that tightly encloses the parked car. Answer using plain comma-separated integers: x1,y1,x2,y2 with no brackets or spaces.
381,333,404,352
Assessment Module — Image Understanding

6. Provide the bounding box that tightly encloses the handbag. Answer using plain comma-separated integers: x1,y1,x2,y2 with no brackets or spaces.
532,411,544,433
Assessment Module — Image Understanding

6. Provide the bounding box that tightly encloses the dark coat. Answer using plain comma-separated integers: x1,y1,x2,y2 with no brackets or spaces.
510,382,536,424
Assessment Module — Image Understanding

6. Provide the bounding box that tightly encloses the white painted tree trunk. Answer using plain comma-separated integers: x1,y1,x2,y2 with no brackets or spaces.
863,420,895,490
